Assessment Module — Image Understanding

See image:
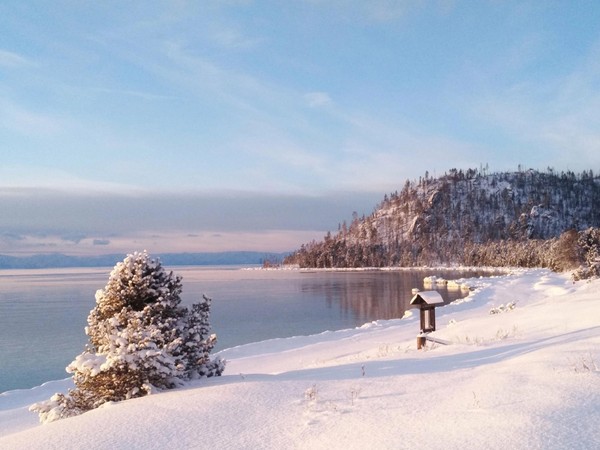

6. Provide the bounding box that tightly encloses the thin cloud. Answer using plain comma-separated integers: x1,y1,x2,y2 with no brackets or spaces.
0,232,25,242
159,40,265,106
234,127,326,172
62,234,86,244
0,101,64,135
210,27,264,50
0,49,34,68
0,166,149,196
469,36,600,168
364,0,418,22
90,87,178,101
304,92,333,108
305,0,426,23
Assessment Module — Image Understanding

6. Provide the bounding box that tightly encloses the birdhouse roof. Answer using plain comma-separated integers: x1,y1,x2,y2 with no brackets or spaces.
410,290,444,305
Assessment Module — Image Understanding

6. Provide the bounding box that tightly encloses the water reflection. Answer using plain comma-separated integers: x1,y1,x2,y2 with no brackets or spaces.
298,269,486,326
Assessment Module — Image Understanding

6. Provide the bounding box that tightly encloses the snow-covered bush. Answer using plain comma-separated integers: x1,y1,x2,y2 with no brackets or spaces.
489,302,516,315
31,251,224,423
548,229,583,272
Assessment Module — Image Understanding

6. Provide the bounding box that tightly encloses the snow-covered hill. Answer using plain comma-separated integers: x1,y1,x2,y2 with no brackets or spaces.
287,168,600,268
1,269,599,449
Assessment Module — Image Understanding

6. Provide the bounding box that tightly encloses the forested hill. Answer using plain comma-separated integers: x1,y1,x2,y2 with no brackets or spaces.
285,168,600,269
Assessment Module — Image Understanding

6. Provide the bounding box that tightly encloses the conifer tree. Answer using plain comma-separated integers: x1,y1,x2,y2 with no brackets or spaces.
31,251,224,423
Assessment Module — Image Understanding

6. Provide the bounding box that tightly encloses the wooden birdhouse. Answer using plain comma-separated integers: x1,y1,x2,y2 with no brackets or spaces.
410,290,444,333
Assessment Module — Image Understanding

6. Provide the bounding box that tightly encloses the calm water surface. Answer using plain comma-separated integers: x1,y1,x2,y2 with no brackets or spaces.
0,266,489,392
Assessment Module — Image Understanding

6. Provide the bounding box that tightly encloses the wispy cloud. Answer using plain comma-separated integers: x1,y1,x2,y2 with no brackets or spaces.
89,87,178,101
0,49,34,68
209,27,264,50
0,232,25,242
304,91,333,108
469,36,600,168
0,100,64,135
0,166,151,195
305,0,428,23
364,0,420,22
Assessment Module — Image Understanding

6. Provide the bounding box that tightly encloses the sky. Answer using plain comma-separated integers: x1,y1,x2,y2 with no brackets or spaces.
1,1,600,256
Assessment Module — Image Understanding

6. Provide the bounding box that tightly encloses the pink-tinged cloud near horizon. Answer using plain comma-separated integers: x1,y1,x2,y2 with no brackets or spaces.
0,187,381,256
0,229,324,257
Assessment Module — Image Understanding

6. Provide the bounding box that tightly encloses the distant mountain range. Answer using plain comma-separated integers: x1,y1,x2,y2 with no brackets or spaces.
0,252,289,269
285,168,600,269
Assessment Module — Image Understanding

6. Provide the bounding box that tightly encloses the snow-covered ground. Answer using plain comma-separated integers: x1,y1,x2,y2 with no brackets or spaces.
1,269,599,449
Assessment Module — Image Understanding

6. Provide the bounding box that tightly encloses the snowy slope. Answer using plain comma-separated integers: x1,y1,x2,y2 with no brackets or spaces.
1,270,599,449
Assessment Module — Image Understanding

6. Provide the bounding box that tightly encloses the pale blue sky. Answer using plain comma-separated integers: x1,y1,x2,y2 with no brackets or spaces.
1,1,600,256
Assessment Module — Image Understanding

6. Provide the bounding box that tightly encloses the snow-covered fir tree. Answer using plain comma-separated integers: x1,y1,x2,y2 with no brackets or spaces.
31,251,224,423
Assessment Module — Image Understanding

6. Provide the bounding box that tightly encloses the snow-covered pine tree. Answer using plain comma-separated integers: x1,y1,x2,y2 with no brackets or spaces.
181,295,223,379
31,251,224,423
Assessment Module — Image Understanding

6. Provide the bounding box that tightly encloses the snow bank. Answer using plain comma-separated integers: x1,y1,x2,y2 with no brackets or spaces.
1,269,599,449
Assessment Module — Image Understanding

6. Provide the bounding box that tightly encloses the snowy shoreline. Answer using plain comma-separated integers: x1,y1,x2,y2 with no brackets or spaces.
246,264,510,273
1,269,599,449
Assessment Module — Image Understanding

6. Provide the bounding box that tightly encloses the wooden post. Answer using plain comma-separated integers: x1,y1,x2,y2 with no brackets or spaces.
417,333,426,350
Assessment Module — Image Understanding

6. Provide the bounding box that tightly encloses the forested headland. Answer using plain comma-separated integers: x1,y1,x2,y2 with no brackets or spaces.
284,168,600,278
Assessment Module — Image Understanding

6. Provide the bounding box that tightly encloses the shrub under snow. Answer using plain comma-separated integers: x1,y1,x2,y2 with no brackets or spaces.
31,251,224,423
572,227,600,280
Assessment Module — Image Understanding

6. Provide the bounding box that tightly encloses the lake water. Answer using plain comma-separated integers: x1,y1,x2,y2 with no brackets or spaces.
0,266,489,393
